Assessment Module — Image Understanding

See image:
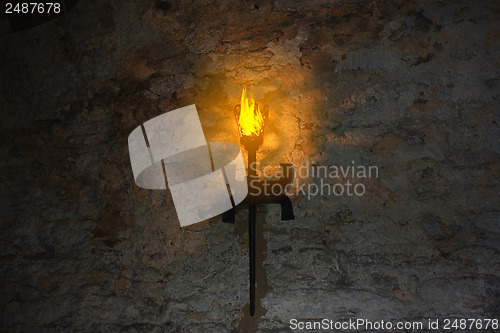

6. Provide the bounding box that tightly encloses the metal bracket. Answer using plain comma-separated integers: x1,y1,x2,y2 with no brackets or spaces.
222,163,295,222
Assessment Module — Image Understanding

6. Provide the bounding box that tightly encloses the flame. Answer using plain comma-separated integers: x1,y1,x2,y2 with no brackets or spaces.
237,86,266,137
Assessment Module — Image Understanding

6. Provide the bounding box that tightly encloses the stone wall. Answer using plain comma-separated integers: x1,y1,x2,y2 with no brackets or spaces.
1,0,499,331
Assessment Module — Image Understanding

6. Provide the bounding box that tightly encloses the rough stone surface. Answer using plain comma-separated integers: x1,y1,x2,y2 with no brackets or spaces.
0,0,499,331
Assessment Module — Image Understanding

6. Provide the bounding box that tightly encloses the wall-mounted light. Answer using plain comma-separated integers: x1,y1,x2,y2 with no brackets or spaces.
228,86,295,316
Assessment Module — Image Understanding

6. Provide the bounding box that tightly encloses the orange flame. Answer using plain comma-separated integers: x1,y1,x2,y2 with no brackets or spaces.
237,86,267,137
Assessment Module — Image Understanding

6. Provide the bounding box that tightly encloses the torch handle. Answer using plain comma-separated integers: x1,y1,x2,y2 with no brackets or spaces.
248,148,257,316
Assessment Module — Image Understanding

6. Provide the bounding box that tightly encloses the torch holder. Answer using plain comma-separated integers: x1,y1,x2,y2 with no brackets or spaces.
222,145,294,317
221,163,295,222
230,101,294,316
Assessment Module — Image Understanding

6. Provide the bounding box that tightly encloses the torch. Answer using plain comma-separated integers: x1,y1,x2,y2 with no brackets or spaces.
234,87,268,316
231,86,295,316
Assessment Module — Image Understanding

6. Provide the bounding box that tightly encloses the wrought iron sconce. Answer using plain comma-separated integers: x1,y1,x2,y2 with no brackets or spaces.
223,87,295,316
